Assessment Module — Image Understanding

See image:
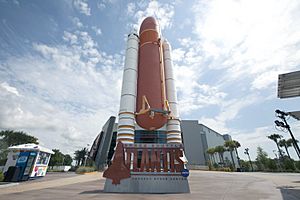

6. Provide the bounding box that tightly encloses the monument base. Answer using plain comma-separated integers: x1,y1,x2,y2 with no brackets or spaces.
104,174,190,193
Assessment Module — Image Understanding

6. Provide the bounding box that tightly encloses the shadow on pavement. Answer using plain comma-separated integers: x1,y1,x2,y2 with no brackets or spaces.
292,181,300,183
80,189,104,194
278,186,300,200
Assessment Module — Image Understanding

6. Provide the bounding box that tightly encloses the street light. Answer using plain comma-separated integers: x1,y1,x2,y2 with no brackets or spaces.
244,148,254,172
274,109,300,159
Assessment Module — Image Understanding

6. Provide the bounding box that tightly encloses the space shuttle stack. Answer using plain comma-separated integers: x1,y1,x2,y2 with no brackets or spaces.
163,40,182,144
104,17,190,194
116,32,139,144
116,17,183,144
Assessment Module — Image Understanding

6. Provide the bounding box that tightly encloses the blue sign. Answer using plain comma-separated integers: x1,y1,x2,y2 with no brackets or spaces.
17,156,28,163
181,169,189,177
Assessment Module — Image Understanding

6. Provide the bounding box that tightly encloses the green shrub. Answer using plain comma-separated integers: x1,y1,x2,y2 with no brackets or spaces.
208,161,213,170
75,166,96,174
214,167,232,172
222,167,232,172
0,171,4,182
213,163,219,169
295,161,300,171
240,160,251,172
283,159,296,171
266,158,278,171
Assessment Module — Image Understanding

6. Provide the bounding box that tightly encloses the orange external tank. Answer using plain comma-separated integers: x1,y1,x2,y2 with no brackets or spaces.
135,17,168,130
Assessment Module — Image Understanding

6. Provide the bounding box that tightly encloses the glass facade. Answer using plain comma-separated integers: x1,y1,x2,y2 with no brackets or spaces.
107,131,117,164
134,130,167,144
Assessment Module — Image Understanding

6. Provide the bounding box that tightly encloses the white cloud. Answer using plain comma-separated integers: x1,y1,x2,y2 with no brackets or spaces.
171,48,185,62
91,26,102,36
12,0,19,6
174,60,227,115
0,82,20,96
63,31,78,44
198,95,259,134
71,17,83,28
169,0,300,140
127,2,135,15
73,0,91,16
192,0,300,89
97,2,106,10
133,1,175,31
0,29,123,154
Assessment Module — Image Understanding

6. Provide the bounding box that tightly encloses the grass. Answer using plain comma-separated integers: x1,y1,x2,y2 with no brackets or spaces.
0,171,4,182
75,166,96,174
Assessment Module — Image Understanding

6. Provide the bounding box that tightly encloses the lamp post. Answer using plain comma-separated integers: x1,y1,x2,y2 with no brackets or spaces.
275,109,300,159
244,148,253,172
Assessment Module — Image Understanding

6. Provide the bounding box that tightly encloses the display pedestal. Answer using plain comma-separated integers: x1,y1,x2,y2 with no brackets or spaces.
103,142,190,193
104,174,190,193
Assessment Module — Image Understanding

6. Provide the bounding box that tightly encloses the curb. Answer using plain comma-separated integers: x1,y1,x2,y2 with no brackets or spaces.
0,182,19,188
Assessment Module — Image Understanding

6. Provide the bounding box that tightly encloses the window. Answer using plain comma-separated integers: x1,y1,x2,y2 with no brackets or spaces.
36,152,50,165
134,130,167,144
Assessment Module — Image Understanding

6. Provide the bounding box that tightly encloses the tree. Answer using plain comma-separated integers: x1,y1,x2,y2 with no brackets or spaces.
0,130,39,165
278,139,291,159
244,148,254,171
256,146,268,171
49,149,64,166
224,140,236,169
63,154,73,165
233,140,241,167
74,148,87,166
48,150,73,166
266,158,278,171
0,130,38,146
267,134,283,158
215,145,225,164
206,147,216,165
239,159,250,172
283,158,296,171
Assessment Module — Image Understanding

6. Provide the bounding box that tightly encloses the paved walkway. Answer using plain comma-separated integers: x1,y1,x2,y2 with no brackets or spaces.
0,172,101,195
0,171,299,200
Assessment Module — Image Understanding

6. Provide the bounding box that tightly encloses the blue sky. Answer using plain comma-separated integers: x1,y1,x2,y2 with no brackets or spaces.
0,0,299,160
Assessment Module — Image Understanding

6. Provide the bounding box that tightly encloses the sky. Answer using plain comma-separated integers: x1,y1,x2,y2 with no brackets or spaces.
0,0,299,160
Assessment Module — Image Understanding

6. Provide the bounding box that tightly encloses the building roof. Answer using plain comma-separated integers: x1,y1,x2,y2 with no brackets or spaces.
8,143,54,154
288,111,300,120
278,70,300,98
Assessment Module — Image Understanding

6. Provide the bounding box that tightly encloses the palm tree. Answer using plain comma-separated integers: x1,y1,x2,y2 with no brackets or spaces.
74,148,87,166
206,147,216,165
267,134,283,159
278,139,291,159
215,145,225,165
224,140,236,169
233,140,241,167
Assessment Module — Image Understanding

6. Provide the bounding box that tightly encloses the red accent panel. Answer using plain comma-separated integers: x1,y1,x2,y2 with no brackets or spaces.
103,142,130,184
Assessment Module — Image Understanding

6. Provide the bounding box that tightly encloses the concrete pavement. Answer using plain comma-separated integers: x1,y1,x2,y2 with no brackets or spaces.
0,171,299,200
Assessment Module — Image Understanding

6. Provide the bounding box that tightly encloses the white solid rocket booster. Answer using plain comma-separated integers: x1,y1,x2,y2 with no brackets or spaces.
116,33,139,144
163,40,182,144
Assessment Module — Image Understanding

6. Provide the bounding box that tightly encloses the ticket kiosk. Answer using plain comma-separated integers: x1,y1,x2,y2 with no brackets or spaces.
3,144,54,181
